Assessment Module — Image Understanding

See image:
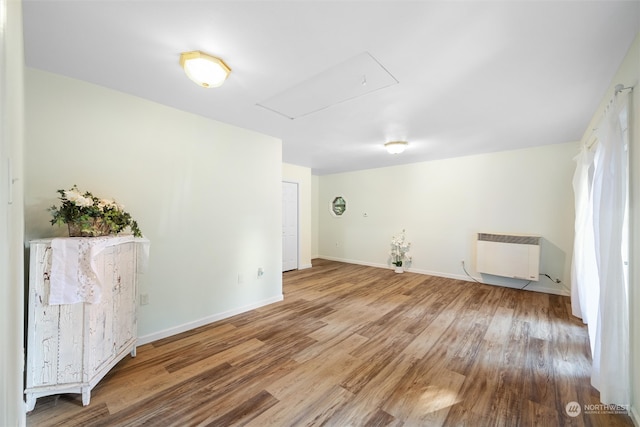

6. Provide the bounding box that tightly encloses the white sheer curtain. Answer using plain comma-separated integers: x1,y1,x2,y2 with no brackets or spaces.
571,90,630,405
571,146,598,352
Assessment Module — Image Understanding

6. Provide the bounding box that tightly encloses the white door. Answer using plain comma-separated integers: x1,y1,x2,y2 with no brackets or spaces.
282,182,298,272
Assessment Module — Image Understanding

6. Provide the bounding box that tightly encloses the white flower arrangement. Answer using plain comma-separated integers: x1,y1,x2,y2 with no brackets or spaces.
49,185,142,237
390,229,411,267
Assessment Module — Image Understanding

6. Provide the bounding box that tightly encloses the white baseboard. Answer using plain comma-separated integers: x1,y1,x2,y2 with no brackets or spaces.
409,266,472,282
630,405,639,426
316,256,570,296
299,263,313,270
524,283,570,296
319,255,388,270
319,256,467,279
137,294,284,346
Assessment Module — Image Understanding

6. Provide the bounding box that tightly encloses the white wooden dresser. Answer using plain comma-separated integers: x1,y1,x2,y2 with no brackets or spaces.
24,237,146,411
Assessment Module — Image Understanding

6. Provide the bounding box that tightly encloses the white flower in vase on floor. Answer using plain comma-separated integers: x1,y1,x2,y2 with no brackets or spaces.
390,229,412,270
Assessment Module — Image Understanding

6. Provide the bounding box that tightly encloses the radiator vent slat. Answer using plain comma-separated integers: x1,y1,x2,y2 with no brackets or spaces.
477,233,541,246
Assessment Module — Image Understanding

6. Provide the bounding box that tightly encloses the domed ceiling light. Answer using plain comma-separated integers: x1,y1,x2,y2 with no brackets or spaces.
384,141,408,154
180,50,231,88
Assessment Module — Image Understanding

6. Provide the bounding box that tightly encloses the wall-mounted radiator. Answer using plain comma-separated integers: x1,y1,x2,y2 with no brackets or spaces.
476,233,541,281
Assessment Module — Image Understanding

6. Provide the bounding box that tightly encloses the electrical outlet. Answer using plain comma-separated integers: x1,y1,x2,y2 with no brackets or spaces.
140,294,149,306
257,267,264,278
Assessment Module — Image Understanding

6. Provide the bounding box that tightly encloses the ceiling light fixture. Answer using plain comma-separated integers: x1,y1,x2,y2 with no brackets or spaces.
180,50,231,88
384,141,408,154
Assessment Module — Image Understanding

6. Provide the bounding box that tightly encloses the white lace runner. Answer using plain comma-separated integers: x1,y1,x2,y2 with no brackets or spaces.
49,235,135,305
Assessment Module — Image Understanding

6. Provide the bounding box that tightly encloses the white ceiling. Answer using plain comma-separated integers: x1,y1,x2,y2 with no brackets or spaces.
23,1,640,175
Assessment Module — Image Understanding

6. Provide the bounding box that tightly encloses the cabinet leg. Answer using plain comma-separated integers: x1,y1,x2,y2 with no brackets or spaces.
131,346,137,358
25,394,36,412
82,387,91,406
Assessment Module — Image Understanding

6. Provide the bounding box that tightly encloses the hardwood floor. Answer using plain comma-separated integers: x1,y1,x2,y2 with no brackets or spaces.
26,259,633,426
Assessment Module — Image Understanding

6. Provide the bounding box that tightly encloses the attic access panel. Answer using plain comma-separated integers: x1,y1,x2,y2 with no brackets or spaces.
257,52,398,119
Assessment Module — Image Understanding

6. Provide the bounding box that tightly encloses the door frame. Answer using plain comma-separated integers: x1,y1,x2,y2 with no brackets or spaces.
282,180,300,272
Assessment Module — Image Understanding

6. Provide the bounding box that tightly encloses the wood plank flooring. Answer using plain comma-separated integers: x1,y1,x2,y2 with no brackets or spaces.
26,259,633,426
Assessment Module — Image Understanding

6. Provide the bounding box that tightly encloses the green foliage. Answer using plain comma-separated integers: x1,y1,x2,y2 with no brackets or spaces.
49,185,143,238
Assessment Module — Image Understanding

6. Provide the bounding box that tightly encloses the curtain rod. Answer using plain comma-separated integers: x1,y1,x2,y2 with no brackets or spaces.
614,84,634,95
584,83,634,150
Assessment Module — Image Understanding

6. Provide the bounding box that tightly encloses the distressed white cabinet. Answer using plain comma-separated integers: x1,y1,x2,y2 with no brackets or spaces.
25,238,141,411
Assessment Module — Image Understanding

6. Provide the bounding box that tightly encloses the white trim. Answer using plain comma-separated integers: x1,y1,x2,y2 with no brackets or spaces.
282,180,300,271
137,294,283,346
319,255,476,279
317,256,570,296
319,255,386,269
630,405,639,427
299,263,313,270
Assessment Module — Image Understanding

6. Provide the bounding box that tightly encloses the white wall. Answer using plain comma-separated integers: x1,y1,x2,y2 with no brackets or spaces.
318,142,577,295
0,0,26,424
25,68,283,342
282,163,312,269
579,31,639,423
